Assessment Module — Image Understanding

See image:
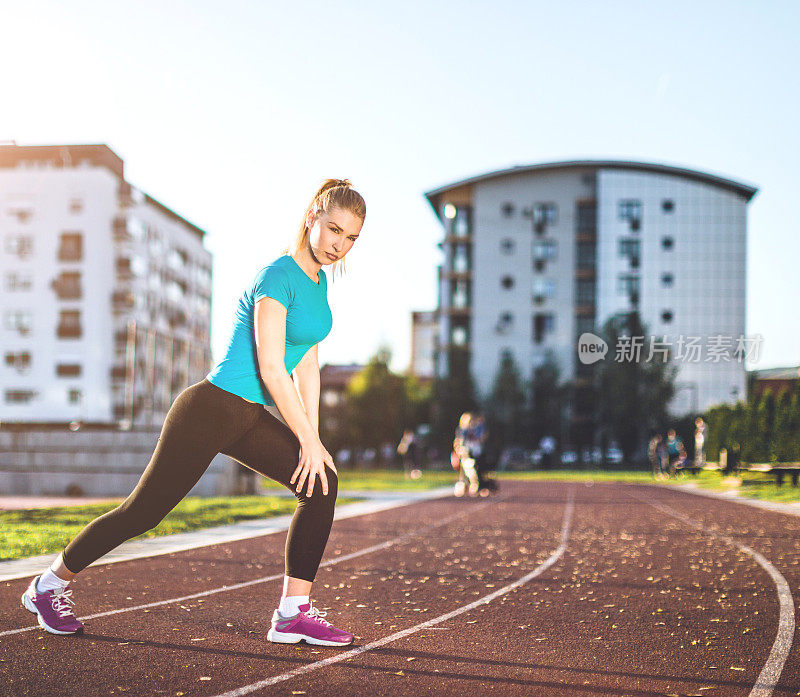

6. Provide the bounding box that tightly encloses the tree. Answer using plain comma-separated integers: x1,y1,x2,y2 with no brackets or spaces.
486,352,527,447
528,352,563,448
431,346,478,452
596,312,677,463
345,347,406,451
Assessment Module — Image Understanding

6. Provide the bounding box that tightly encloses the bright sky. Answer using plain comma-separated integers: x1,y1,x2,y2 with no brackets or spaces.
2,1,798,372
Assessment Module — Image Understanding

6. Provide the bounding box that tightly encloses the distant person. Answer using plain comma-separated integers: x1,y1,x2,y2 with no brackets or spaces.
452,412,479,496
20,179,366,646
666,429,684,477
470,414,496,496
648,434,666,478
397,429,419,478
694,417,707,467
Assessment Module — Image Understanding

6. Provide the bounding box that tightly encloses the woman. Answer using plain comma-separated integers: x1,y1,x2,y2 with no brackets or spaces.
21,179,366,647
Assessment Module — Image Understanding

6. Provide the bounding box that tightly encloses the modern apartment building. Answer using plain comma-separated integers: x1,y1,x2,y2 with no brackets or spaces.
425,160,757,419
0,144,212,426
410,310,437,380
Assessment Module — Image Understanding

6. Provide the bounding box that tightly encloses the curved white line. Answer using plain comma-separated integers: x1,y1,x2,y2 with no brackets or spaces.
1,505,484,639
639,493,794,697
210,488,575,697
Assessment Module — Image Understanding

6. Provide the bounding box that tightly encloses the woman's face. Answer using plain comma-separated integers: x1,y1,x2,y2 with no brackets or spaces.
306,205,363,266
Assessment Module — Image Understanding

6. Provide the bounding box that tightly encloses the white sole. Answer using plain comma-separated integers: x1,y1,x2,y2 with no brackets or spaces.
267,628,352,647
21,592,82,635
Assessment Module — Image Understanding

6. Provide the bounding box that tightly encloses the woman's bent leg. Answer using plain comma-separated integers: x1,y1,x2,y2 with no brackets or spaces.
222,410,338,583
61,380,260,573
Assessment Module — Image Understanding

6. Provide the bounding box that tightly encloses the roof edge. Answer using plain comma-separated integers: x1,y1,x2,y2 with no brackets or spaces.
424,160,759,217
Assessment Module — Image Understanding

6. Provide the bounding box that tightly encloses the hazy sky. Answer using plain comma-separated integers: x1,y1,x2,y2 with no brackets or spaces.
2,0,798,372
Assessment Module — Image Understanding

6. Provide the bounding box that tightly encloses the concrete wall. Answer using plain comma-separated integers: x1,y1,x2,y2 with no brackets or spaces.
0,428,239,496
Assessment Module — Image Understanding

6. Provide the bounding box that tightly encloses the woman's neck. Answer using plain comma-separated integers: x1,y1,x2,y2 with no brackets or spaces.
291,242,322,282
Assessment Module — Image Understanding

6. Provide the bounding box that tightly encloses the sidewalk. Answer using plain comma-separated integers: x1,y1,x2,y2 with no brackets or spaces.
0,487,453,582
0,495,123,510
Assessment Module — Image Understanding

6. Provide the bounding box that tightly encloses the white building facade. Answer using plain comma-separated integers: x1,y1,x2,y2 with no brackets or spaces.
0,144,212,426
426,161,757,420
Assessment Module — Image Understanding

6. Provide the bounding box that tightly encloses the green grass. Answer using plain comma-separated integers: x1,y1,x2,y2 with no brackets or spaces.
258,470,458,492
259,467,800,505
0,495,359,562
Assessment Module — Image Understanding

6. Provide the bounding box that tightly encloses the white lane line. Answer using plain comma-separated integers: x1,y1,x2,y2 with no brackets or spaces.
1,505,485,639
635,492,795,697
210,488,575,697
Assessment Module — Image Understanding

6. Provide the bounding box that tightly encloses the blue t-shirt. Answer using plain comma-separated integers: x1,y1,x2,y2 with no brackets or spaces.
206,254,333,405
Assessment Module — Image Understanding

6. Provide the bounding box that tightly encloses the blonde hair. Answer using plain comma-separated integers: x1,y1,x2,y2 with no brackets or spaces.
287,178,367,280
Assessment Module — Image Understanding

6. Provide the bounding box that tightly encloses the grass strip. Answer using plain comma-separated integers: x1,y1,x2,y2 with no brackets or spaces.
0,495,359,561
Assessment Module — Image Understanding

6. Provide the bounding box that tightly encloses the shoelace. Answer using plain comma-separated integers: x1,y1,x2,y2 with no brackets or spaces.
303,604,332,627
50,589,77,619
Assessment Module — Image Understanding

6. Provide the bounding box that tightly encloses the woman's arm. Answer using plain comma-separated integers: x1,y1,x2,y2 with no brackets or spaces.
255,297,334,495
293,343,320,435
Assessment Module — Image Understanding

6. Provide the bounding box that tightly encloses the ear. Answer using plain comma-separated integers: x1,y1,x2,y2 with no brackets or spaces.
306,208,316,229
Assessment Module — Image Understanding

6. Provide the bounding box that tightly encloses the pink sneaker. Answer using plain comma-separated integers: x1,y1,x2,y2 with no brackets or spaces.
267,602,353,646
21,577,84,635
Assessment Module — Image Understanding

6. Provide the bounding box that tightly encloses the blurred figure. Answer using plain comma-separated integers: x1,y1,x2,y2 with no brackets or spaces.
396,429,419,478
694,417,707,467
451,412,496,497
452,412,479,496
666,429,684,477
648,433,666,479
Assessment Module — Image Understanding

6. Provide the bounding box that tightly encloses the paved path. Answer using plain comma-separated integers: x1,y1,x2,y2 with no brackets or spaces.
2,481,800,696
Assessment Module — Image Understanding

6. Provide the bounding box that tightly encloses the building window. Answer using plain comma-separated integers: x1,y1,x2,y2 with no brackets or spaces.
533,239,557,262
69,198,84,214
5,351,31,372
533,313,555,344
4,234,33,259
56,363,82,377
577,241,595,270
500,238,515,254
662,236,674,250
451,325,468,346
535,202,558,225
577,201,596,233
4,310,32,335
501,275,515,290
58,232,83,261
618,238,640,258
501,202,514,218
496,312,514,334
662,199,675,213
451,280,468,308
446,206,471,238
57,310,82,339
68,389,82,404
533,279,555,304
5,271,33,291
618,199,641,231
452,244,470,273
617,274,640,296
661,310,674,323
52,271,82,300
661,272,674,287
5,389,36,404
576,279,595,305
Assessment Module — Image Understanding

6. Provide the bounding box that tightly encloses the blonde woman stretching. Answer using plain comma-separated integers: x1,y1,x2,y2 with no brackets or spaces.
21,179,366,647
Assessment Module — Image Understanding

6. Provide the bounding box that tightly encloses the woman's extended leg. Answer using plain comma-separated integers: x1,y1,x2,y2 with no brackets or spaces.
22,380,261,635
221,410,352,646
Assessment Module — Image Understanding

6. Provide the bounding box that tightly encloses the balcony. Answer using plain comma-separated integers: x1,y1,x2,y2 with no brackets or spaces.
116,257,134,279
51,272,82,299
112,290,135,313
57,324,82,339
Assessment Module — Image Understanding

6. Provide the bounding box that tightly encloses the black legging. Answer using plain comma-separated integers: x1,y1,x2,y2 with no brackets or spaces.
61,379,337,582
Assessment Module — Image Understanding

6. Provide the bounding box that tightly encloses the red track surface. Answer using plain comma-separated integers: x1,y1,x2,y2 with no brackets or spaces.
2,481,800,696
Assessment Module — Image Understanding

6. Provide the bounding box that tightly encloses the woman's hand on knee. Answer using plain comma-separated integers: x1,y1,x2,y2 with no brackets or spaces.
291,438,337,497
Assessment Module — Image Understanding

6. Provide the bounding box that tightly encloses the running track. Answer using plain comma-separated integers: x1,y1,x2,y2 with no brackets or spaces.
2,481,800,696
